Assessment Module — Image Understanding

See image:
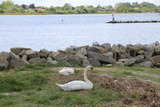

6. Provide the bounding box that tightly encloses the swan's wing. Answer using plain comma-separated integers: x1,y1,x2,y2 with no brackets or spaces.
62,81,89,91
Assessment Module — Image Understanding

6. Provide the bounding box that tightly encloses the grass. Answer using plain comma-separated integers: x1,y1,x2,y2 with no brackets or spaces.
0,63,159,106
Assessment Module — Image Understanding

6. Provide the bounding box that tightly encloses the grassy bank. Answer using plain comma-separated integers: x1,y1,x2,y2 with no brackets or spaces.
0,63,160,106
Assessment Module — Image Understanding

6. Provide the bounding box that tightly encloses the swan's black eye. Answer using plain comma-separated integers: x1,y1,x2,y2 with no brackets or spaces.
90,67,93,70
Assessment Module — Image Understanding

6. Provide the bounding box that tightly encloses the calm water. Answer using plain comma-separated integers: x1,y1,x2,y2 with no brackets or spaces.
0,13,160,52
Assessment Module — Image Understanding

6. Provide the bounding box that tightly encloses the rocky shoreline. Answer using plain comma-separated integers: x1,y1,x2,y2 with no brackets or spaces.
1,41,160,69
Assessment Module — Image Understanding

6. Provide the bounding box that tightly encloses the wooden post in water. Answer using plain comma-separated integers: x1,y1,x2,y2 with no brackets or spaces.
112,11,115,21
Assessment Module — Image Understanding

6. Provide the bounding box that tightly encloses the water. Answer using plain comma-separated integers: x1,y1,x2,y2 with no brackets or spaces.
0,13,160,52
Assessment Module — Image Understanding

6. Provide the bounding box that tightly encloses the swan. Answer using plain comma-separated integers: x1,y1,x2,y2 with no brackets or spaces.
56,66,93,91
59,67,74,75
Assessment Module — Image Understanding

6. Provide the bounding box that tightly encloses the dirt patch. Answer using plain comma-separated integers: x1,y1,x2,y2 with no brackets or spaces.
55,73,160,106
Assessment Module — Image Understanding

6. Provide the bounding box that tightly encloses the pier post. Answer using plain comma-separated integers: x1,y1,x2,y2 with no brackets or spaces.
112,11,115,21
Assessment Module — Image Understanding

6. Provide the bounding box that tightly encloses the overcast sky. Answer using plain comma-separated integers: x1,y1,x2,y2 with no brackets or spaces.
0,0,160,7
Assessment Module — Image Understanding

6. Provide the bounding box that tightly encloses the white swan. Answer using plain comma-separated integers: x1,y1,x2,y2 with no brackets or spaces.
59,67,74,75
56,66,93,91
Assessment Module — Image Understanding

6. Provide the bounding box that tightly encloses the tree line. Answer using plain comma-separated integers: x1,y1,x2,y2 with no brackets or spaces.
0,0,160,14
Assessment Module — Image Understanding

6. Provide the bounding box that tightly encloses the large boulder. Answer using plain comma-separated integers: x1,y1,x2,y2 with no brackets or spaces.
103,52,113,58
28,58,45,64
82,59,92,67
155,63,160,68
78,48,87,56
39,49,50,58
87,46,107,53
143,44,155,56
52,51,68,63
155,46,160,55
48,51,57,59
134,55,145,63
87,51,116,64
0,52,9,69
136,61,154,68
25,50,37,59
112,44,126,53
92,42,99,46
9,52,20,60
124,58,135,66
10,47,31,55
100,43,112,52
151,55,160,64
10,59,28,68
47,57,58,65
89,58,101,66
129,45,143,52
68,53,87,64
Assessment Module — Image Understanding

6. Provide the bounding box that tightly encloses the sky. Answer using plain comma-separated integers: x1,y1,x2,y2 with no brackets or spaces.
0,0,160,7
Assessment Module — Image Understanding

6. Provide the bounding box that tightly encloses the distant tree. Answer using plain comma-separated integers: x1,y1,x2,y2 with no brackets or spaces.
62,3,74,10
132,2,139,8
86,5,98,13
0,9,4,13
124,2,132,7
29,4,35,9
106,5,114,11
22,4,27,9
1,0,14,10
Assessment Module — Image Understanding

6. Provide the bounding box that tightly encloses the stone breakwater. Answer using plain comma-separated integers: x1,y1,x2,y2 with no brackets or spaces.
1,41,160,69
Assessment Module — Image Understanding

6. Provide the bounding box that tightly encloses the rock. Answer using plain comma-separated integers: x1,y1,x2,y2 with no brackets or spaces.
9,52,20,60
68,53,87,64
151,55,160,64
129,45,143,52
10,59,28,68
136,61,154,67
118,59,128,63
65,45,78,53
118,54,126,59
134,55,145,63
10,47,31,55
82,59,92,67
47,57,58,65
92,42,99,46
155,46,160,55
103,52,113,57
0,52,9,69
143,45,155,56
124,58,135,66
112,44,126,53
53,51,68,63
88,51,116,64
100,43,112,52
155,63,160,68
89,58,101,66
78,48,87,56
76,45,89,51
22,55,27,60
18,50,27,58
117,62,125,66
137,50,145,55
39,49,50,58
48,51,57,58
25,50,37,59
28,58,44,64
87,46,107,53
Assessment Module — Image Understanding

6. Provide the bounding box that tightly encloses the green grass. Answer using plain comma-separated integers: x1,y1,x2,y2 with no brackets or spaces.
0,64,159,106
0,71,47,92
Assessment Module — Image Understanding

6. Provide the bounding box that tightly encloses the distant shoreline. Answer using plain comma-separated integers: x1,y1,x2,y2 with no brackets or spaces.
0,12,159,15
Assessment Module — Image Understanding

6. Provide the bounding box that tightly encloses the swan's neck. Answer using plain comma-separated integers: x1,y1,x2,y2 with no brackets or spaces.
84,67,93,86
